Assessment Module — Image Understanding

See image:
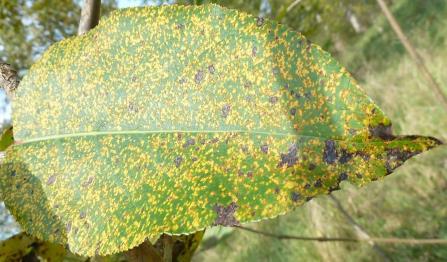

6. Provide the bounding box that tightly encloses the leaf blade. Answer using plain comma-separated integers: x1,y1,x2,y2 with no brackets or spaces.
1,133,441,255
1,4,442,256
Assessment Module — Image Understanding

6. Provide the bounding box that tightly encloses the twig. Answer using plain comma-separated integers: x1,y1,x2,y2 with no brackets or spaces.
124,240,162,262
329,195,390,261
236,225,447,245
287,0,303,13
375,0,447,110
0,152,5,164
0,63,20,97
78,0,101,35
162,235,173,262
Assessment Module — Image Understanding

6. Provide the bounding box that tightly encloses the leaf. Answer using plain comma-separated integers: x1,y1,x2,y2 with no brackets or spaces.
0,127,14,151
0,232,67,261
0,232,125,261
0,4,442,257
0,233,34,261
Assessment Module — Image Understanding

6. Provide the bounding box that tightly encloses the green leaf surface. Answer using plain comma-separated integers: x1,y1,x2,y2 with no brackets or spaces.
0,4,442,256
0,128,14,151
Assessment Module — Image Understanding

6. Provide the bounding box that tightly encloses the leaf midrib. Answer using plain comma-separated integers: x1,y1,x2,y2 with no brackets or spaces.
18,129,301,144
17,129,421,146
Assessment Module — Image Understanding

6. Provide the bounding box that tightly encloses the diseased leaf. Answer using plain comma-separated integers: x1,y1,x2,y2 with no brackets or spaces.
0,4,442,256
0,232,67,261
0,233,34,261
0,232,123,261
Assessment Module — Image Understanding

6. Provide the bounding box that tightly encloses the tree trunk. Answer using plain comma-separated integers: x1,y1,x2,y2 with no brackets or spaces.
78,0,101,35
0,63,19,97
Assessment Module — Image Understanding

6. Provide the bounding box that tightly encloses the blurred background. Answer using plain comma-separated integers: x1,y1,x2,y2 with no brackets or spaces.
1,0,446,261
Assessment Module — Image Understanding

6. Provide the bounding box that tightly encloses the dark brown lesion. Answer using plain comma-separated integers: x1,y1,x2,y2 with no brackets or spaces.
243,81,252,89
369,124,395,140
221,104,231,118
252,46,257,57
174,156,183,168
308,163,316,170
175,23,185,30
385,162,393,175
194,70,204,84
277,144,298,168
208,65,215,74
269,96,279,104
321,140,367,166
328,183,341,193
387,148,420,162
338,149,353,164
66,222,72,233
213,202,240,226
384,148,422,175
240,145,249,153
290,192,301,202
338,172,348,181
182,138,195,148
313,179,322,188
46,175,57,186
323,140,337,164
260,144,269,153
127,102,139,114
81,176,94,188
289,108,297,116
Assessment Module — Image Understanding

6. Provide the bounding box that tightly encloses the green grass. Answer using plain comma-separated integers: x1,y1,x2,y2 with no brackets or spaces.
343,0,447,74
193,0,447,261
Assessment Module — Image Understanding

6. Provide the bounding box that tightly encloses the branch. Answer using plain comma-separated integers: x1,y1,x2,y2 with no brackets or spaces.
0,63,19,97
124,240,162,262
236,226,447,245
287,0,303,13
375,0,447,110
329,195,390,261
78,0,101,35
162,235,173,262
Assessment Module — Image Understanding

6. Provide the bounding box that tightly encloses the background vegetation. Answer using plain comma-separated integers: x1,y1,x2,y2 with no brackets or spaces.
0,0,446,261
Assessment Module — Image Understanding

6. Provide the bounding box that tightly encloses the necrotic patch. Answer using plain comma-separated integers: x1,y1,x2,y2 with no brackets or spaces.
323,140,337,164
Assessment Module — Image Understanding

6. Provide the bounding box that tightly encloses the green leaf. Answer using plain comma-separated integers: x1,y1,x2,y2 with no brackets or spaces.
0,4,442,257
0,127,14,151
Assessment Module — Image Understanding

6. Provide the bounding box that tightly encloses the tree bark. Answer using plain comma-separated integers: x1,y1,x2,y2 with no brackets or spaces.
78,0,101,35
124,240,162,262
162,235,173,262
0,63,19,97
